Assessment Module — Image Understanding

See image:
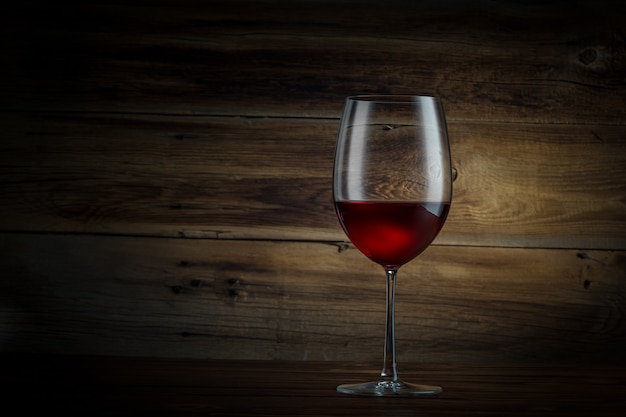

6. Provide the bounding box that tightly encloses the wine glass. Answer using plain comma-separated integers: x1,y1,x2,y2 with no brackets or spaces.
333,95,452,396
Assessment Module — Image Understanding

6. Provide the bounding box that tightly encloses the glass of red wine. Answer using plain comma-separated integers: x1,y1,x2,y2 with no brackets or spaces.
333,95,452,396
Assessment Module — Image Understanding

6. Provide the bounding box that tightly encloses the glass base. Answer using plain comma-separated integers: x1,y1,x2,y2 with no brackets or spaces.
337,379,442,396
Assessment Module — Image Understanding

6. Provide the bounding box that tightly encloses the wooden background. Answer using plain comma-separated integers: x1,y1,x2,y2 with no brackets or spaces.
1,0,625,364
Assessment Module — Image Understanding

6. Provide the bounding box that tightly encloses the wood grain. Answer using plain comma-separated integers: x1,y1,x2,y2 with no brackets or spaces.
1,0,625,123
2,233,624,363
1,112,624,249
1,0,625,364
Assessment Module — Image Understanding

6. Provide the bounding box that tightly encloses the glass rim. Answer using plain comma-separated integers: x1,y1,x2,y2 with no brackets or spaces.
346,94,441,104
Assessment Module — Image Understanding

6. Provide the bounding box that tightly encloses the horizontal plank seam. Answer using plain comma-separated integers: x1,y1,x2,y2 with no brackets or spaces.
1,109,626,126
0,229,621,252
0,108,338,121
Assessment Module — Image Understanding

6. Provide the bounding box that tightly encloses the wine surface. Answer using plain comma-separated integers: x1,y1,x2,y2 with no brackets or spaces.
335,201,450,269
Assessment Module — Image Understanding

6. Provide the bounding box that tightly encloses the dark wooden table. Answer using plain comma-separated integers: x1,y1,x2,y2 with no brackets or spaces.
2,354,624,416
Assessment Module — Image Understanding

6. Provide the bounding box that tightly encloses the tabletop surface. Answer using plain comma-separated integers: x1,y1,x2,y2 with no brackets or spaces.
3,354,625,416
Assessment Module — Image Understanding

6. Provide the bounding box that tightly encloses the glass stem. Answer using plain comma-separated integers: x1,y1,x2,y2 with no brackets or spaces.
381,268,399,382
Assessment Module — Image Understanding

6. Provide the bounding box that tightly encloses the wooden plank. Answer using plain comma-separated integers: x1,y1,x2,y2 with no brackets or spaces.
1,233,624,363
1,112,625,249
3,356,626,416
1,0,625,123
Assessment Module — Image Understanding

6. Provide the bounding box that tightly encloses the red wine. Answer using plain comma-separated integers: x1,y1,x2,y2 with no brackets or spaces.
335,201,450,269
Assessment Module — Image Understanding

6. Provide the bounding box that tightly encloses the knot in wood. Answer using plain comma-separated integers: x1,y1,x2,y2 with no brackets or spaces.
578,48,598,65
227,278,243,298
170,285,185,294
190,279,204,288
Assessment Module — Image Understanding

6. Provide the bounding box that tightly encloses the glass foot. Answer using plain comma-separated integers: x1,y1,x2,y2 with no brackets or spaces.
337,379,442,396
